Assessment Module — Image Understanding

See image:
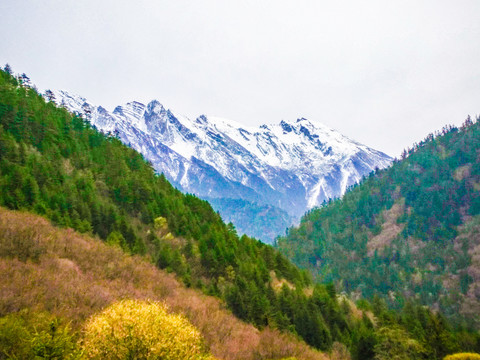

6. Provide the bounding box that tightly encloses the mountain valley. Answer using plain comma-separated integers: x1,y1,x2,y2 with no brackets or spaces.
1,67,480,360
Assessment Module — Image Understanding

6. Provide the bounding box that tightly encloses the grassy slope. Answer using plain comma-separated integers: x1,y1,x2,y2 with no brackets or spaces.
0,206,326,360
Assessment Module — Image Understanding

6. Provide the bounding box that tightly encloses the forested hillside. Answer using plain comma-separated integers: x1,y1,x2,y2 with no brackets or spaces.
2,203,479,360
0,67,355,354
1,66,480,359
277,115,480,329
0,207,326,360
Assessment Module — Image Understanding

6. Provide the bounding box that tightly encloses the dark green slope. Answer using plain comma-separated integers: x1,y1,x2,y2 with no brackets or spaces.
277,116,480,327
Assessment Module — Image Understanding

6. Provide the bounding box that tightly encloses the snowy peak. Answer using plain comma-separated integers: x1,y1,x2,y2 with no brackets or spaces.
146,100,165,115
280,120,294,133
195,115,208,125
113,101,145,118
53,90,392,242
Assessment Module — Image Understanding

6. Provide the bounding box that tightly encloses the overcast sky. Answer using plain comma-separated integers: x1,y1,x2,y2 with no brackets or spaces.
1,0,479,157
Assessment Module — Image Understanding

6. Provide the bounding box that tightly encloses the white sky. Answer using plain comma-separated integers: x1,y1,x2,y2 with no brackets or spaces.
1,0,479,157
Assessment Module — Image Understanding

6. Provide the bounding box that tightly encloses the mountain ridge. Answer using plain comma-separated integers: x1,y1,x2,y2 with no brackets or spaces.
55,91,391,242
2,67,480,360
54,90,392,242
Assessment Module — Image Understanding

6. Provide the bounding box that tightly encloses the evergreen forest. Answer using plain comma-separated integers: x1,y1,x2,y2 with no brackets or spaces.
277,113,480,330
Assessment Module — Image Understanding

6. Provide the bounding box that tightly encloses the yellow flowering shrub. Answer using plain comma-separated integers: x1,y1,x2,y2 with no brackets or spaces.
444,354,480,360
82,299,215,360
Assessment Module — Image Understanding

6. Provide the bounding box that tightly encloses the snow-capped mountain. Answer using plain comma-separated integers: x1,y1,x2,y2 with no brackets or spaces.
54,90,392,242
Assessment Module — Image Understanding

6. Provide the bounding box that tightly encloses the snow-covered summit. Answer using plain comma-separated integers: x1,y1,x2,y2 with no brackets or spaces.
53,90,392,241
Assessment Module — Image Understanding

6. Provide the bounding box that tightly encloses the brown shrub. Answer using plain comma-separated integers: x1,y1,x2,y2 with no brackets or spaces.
367,201,404,256
0,207,326,360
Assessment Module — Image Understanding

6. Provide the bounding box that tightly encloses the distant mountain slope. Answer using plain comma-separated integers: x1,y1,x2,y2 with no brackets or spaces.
54,90,392,242
276,117,480,327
